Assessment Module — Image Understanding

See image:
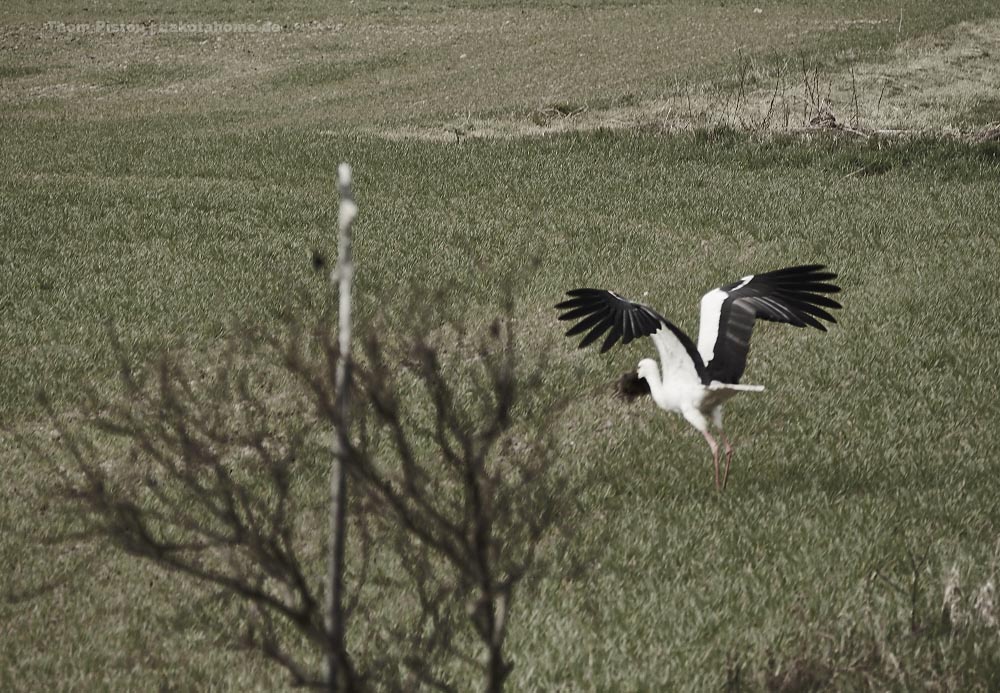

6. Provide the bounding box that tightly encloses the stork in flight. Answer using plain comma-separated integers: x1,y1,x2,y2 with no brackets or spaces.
555,264,841,490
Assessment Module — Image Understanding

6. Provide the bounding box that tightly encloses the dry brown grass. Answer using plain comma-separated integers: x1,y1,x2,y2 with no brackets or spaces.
374,18,1000,141
6,4,995,135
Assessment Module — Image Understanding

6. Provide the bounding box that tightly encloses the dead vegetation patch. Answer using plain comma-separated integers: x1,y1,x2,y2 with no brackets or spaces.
372,18,1000,143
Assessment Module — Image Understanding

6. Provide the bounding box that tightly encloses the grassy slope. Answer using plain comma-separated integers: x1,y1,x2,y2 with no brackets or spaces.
3,1,998,132
3,0,1000,690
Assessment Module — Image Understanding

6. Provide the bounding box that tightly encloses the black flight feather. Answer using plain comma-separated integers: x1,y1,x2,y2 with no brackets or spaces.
705,264,842,383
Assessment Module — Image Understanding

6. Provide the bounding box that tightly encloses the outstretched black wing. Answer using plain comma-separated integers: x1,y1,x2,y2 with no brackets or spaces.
555,288,708,385
697,264,842,384
555,289,665,352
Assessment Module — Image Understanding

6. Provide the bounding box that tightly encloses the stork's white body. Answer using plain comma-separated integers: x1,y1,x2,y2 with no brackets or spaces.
638,356,764,433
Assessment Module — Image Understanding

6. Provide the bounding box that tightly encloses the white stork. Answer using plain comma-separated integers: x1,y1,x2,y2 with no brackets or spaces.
555,264,841,490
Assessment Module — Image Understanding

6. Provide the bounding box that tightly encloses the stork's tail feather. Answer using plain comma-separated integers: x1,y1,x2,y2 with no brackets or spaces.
615,371,651,401
708,381,765,392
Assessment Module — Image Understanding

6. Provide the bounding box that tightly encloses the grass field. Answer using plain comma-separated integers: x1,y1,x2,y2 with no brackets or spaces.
3,0,1000,690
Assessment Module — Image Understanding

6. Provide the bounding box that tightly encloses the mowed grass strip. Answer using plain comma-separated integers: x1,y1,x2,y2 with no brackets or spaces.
4,125,1000,688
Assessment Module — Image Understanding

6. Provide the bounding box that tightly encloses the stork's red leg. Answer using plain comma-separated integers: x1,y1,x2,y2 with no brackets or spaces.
702,430,721,490
721,434,735,489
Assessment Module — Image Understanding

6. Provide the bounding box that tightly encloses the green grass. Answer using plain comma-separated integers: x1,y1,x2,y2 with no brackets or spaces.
963,96,1000,126
4,0,1000,690
85,62,211,88
6,127,1000,689
0,65,44,80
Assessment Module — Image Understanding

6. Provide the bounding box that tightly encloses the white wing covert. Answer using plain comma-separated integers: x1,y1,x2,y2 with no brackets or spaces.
651,325,705,390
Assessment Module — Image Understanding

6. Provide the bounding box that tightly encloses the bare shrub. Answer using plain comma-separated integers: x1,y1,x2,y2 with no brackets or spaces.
48,306,566,691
